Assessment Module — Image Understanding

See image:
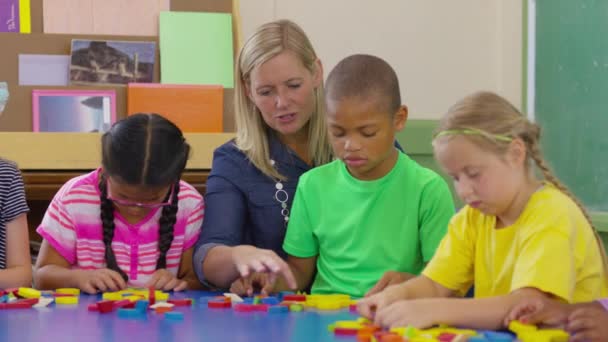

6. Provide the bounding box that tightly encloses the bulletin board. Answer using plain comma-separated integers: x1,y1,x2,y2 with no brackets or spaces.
0,0,239,169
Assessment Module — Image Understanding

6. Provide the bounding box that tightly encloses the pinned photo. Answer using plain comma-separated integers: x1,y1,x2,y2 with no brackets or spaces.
32,89,116,132
0,82,8,113
69,39,156,86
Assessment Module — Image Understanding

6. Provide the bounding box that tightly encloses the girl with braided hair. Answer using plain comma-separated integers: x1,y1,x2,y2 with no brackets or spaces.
358,91,608,330
34,113,204,293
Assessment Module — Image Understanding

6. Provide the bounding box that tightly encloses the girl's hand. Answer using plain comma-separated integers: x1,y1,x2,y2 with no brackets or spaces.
229,272,276,297
374,299,437,329
366,271,415,297
505,296,572,327
567,302,608,342
145,269,188,291
358,283,408,319
231,245,296,290
75,268,127,294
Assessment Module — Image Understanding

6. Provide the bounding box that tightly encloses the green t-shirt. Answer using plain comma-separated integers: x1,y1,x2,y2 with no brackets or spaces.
283,151,454,298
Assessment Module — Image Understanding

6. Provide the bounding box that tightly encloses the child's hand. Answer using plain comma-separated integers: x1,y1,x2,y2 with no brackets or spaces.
229,272,275,297
231,245,296,290
374,299,436,329
357,283,408,319
567,302,608,342
145,269,188,292
366,271,415,297
76,268,127,294
505,296,572,327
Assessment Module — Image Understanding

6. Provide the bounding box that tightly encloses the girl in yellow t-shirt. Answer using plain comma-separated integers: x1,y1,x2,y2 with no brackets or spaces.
358,91,608,330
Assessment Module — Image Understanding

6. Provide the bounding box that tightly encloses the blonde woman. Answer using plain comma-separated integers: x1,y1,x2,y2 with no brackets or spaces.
193,20,332,290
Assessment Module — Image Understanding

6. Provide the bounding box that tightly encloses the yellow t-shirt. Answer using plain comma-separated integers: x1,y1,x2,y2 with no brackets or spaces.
423,184,608,302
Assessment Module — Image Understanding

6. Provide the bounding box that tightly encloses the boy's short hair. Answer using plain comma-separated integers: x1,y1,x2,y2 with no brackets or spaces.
325,54,401,114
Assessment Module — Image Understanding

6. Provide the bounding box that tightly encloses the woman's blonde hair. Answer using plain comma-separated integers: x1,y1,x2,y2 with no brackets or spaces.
434,91,608,277
234,19,333,180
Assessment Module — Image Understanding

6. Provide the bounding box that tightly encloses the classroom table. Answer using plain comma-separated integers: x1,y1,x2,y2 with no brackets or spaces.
0,291,360,342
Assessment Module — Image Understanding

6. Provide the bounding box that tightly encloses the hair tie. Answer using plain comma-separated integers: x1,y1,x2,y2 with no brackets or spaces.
433,128,512,142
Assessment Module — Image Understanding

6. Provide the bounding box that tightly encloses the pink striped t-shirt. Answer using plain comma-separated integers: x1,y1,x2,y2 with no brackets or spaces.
36,169,204,287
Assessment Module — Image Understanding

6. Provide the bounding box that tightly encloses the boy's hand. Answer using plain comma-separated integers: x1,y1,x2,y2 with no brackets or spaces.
366,271,415,297
145,269,188,292
75,268,127,294
231,245,296,290
357,283,408,319
567,302,608,342
229,272,276,297
505,296,572,327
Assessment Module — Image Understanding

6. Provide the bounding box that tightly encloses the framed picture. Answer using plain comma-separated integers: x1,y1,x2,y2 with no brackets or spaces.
69,39,156,86
32,89,116,132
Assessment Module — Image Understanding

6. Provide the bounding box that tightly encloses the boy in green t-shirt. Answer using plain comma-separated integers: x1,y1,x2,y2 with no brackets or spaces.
229,54,454,298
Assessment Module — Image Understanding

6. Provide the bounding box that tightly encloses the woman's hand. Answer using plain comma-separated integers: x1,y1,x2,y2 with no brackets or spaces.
231,245,296,290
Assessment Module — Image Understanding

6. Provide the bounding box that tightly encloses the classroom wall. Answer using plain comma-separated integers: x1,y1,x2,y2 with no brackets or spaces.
239,0,523,119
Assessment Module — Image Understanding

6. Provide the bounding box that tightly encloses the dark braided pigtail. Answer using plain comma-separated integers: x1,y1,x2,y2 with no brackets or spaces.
98,174,128,282
155,180,180,269
102,113,189,274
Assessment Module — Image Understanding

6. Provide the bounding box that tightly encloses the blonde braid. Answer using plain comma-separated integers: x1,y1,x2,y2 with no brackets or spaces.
526,132,608,283
529,144,593,225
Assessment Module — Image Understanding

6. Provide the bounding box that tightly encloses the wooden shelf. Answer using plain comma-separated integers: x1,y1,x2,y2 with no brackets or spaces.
0,132,234,170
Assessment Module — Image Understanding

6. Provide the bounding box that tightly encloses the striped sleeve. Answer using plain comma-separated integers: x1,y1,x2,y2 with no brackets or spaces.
184,201,204,249
0,160,29,221
36,185,77,264
179,184,204,250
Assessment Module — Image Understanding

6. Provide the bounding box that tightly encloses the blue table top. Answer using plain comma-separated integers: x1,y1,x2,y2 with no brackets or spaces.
0,291,360,342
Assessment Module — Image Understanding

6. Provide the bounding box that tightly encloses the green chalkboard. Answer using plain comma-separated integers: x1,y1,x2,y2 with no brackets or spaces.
535,0,608,211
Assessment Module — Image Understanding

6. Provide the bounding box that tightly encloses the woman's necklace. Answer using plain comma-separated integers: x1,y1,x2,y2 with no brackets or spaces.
270,159,290,226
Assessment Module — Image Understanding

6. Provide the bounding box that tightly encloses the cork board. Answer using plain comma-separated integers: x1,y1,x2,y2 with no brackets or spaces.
0,0,236,133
